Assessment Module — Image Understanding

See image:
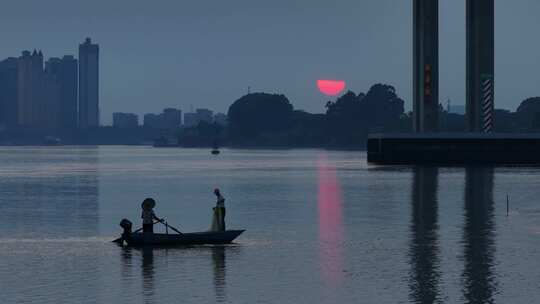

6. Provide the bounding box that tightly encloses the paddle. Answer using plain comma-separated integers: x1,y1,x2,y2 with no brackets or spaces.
158,219,184,235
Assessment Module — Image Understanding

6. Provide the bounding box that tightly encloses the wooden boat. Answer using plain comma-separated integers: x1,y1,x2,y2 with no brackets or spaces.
120,230,245,247
211,139,220,154
43,136,62,146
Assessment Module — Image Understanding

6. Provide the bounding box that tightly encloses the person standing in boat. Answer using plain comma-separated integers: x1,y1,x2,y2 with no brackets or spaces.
211,189,226,231
141,198,162,233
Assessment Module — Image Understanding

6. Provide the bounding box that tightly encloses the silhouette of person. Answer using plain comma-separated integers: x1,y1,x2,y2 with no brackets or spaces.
211,189,226,231
141,198,161,233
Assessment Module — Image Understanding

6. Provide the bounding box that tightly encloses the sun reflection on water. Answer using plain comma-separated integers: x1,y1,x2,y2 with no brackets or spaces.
317,154,344,286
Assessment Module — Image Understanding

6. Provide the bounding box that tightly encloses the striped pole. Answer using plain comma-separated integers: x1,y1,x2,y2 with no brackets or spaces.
481,76,494,133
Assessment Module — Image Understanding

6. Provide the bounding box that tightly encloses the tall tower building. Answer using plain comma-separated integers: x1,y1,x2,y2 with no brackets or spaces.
466,0,494,132
413,0,439,132
0,58,19,128
42,71,61,129
46,56,78,129
17,50,44,127
79,38,99,128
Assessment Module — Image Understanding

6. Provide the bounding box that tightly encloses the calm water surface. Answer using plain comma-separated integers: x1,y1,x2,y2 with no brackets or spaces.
0,146,539,303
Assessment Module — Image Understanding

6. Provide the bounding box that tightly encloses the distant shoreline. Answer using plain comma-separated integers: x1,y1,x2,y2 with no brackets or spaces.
0,142,367,151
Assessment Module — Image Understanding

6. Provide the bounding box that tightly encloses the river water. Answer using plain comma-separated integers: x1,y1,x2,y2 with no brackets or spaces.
0,146,539,303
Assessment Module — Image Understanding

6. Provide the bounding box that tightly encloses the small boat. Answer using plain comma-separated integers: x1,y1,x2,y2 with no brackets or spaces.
115,219,244,247
122,230,245,247
43,136,62,146
211,139,220,155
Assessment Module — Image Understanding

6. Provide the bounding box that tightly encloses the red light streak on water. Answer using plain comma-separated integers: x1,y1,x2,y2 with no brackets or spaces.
317,155,344,286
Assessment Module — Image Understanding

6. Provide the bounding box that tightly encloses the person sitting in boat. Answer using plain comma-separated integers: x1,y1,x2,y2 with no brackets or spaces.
211,189,226,231
141,198,162,233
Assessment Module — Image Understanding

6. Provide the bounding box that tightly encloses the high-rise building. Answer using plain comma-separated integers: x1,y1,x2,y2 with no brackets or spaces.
17,50,44,127
143,113,160,128
196,108,213,124
183,112,199,127
0,58,19,129
183,108,214,127
413,0,439,132
214,113,228,126
41,72,60,129
163,108,182,129
79,38,99,128
17,50,66,129
113,112,138,128
46,56,78,129
466,0,494,133
143,108,182,129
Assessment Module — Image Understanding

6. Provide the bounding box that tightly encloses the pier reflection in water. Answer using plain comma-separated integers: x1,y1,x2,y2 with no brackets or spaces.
408,166,497,304
462,167,496,304
409,167,441,303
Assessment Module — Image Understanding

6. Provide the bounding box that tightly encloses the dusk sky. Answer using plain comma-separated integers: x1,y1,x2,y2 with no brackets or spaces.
1,0,539,124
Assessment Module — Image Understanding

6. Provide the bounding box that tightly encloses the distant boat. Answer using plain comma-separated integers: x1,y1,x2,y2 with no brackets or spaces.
153,136,179,148
211,140,220,155
43,136,61,146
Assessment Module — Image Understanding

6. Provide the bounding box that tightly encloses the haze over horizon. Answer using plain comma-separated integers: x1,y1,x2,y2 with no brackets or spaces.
1,0,539,124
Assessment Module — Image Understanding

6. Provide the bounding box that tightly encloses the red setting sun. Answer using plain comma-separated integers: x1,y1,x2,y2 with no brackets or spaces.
317,80,346,96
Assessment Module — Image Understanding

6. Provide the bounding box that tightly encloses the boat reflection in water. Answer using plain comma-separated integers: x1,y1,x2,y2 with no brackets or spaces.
121,245,230,303
141,247,155,302
119,246,156,303
407,166,497,303
317,155,345,286
462,167,496,303
212,246,227,302
408,166,441,303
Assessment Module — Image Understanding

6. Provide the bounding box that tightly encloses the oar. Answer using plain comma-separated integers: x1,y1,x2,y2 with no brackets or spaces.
112,235,128,244
159,219,183,235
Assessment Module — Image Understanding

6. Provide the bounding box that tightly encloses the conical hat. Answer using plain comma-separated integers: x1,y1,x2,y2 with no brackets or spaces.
141,198,156,210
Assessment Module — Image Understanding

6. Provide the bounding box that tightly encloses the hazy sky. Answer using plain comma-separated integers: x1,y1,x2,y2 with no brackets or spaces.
1,0,539,124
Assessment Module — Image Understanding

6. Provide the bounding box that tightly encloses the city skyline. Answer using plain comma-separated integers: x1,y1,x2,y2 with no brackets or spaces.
0,38,98,130
113,106,227,129
1,0,540,125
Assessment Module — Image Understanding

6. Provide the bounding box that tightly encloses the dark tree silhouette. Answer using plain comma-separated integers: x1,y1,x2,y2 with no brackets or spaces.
324,84,405,146
227,93,294,144
516,97,540,130
289,110,326,146
325,91,366,145
362,84,405,130
177,121,225,147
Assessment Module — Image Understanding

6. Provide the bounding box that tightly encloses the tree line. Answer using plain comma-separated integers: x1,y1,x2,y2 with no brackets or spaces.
179,84,540,148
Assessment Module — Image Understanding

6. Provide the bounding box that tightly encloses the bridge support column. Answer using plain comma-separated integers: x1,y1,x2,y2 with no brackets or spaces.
466,0,495,132
413,0,439,133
